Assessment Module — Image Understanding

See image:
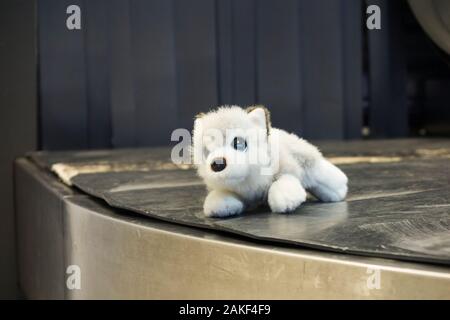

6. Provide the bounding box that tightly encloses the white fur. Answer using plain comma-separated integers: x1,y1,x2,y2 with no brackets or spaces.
268,174,307,213
203,190,244,217
193,106,348,216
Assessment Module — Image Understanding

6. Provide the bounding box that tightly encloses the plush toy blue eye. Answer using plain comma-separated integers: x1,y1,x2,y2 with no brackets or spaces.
232,137,247,151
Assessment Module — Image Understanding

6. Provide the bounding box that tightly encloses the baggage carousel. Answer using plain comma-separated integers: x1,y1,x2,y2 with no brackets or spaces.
15,139,450,299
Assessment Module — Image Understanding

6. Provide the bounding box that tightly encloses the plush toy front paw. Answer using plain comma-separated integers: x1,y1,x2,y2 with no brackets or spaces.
204,190,244,218
268,175,306,213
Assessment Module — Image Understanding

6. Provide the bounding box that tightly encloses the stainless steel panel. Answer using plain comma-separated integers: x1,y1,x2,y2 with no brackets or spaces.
15,158,71,299
15,158,450,299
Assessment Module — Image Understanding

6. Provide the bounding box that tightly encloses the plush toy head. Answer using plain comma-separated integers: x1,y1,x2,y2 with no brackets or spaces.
192,106,272,190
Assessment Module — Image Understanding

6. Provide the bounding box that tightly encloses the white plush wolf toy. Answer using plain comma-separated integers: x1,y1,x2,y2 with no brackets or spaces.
192,105,348,217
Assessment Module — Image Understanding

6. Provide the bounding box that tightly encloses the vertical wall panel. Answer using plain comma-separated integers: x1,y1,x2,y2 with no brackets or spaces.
130,0,178,146
109,0,137,147
299,0,346,139
39,0,88,150
38,0,368,149
216,0,233,104
367,0,408,137
84,0,111,148
232,0,257,106
0,0,38,298
217,0,257,106
256,0,302,134
174,0,219,130
342,1,363,139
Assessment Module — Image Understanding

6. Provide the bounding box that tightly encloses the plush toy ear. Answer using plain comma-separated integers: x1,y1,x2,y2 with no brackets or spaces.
195,112,206,119
246,105,271,136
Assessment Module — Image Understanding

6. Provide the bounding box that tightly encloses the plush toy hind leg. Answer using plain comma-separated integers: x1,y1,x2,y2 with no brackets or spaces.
268,174,307,213
204,189,244,217
305,159,348,202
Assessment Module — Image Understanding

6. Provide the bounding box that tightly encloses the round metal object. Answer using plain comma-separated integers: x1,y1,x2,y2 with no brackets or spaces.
408,0,450,55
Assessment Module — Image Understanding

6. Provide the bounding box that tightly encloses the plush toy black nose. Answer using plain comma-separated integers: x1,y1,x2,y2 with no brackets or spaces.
211,157,227,172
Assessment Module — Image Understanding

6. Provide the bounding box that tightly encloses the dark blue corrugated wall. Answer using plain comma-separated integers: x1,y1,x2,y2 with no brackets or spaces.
38,0,368,150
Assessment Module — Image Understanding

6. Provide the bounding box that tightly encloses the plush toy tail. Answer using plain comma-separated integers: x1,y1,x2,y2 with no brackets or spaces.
305,159,348,202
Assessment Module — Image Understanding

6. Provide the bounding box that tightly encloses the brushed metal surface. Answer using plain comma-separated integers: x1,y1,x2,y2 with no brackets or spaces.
29,142,450,265
15,158,450,299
